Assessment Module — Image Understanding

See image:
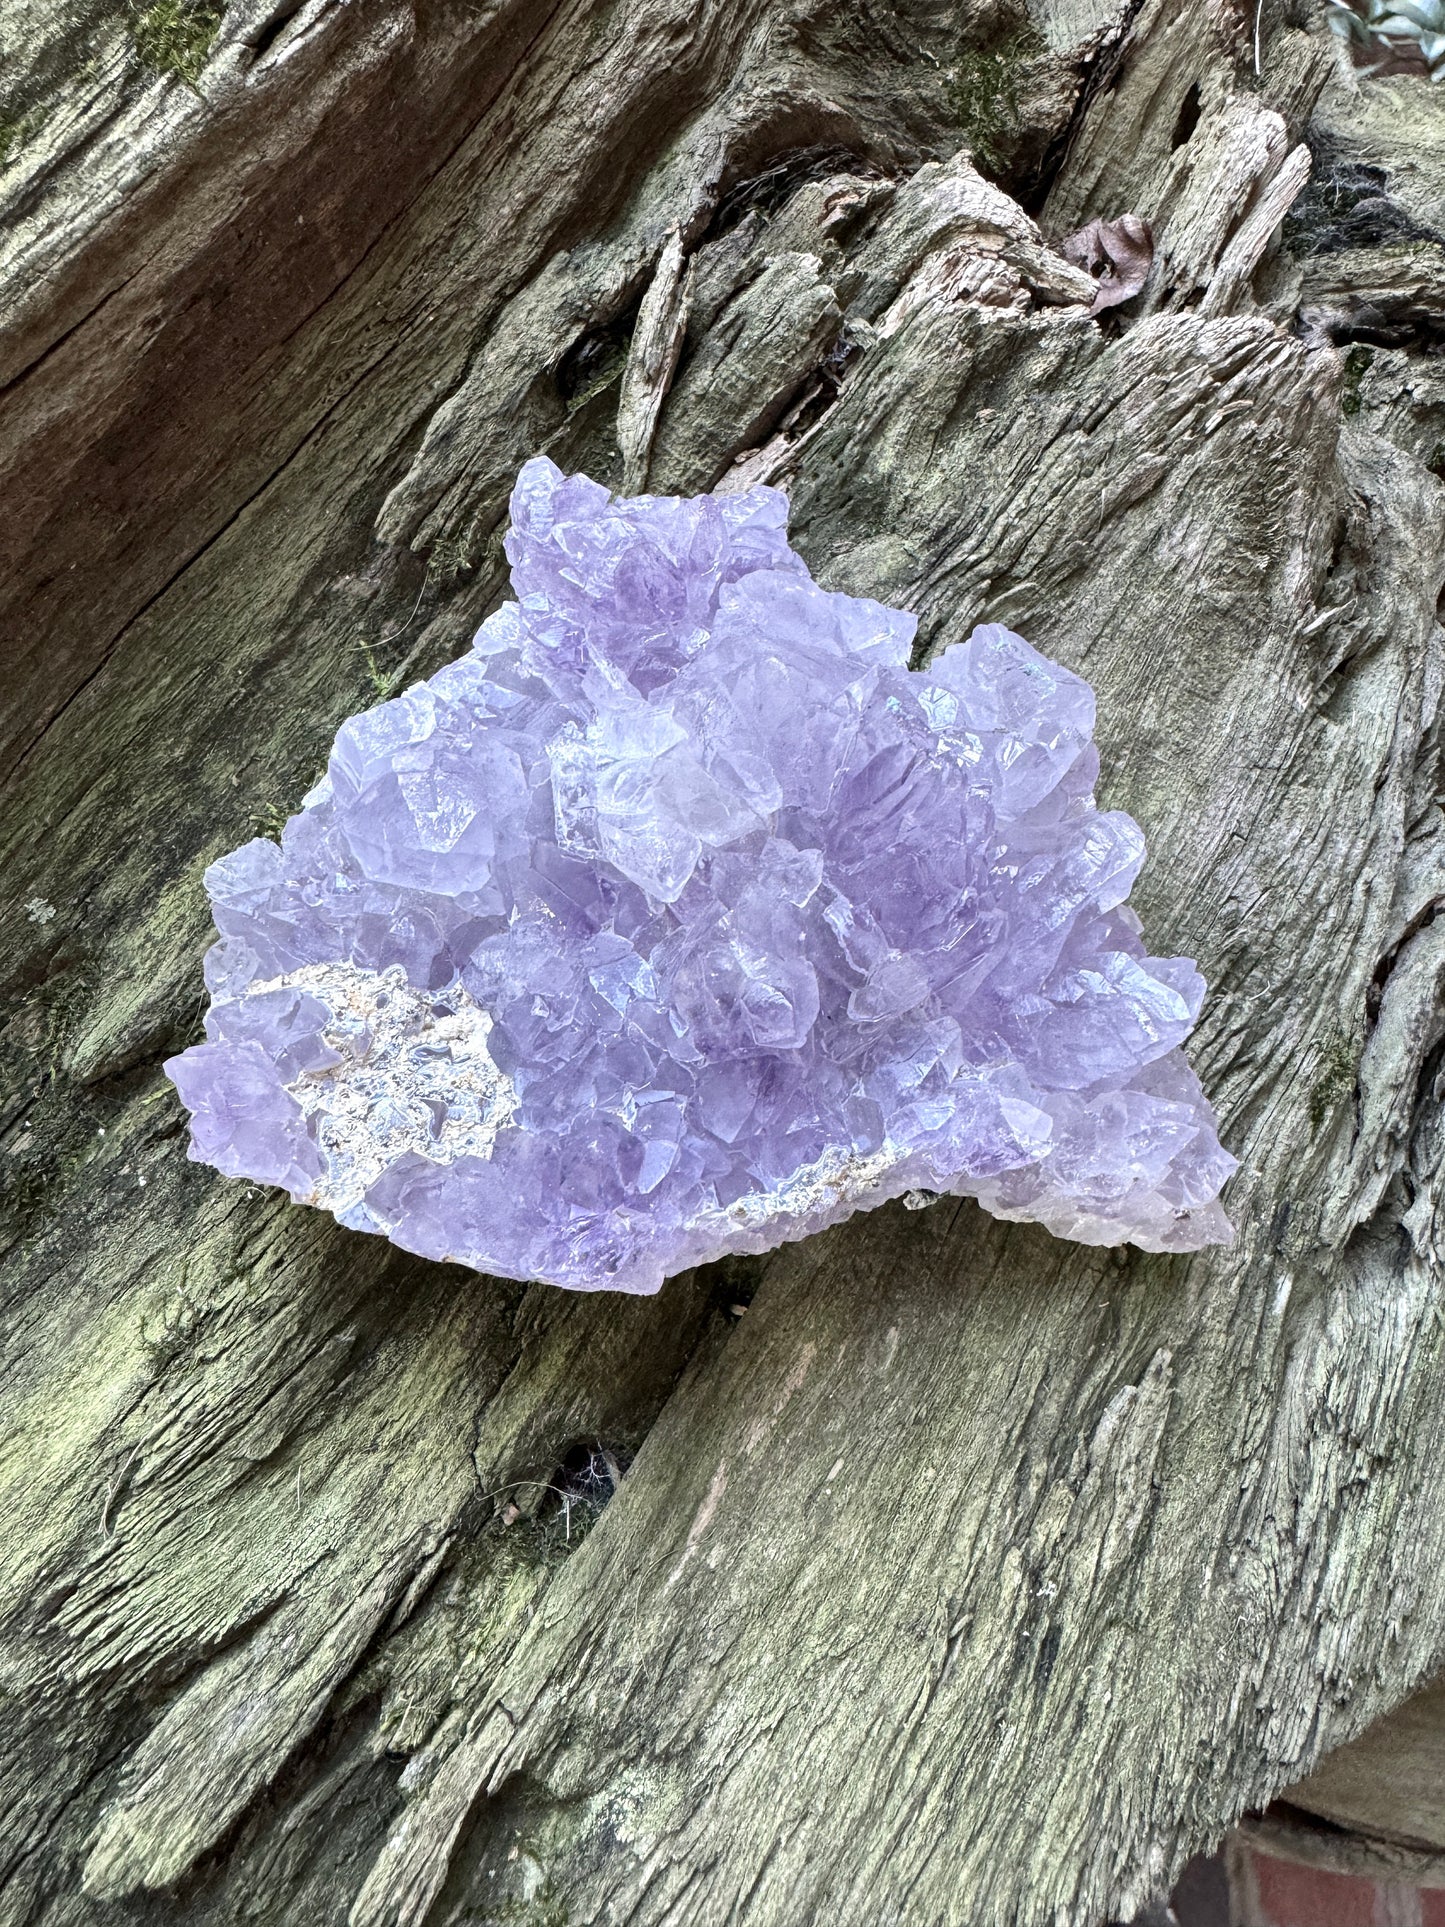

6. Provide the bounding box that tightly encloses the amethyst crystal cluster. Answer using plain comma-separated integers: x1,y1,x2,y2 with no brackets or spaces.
166,459,1234,1292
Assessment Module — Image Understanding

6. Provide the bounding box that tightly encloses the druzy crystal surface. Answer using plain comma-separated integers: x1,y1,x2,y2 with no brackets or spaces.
165,459,1234,1292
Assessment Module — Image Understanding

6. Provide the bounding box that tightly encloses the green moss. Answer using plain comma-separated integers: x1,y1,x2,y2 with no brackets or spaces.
130,0,222,88
427,532,479,584
945,27,1044,177
1341,343,1375,417
1309,1029,1358,1135
0,105,47,171
356,635,400,699
247,801,289,841
557,317,625,401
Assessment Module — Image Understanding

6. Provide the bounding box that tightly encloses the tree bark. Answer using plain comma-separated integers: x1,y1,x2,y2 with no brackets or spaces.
2,2,1443,1923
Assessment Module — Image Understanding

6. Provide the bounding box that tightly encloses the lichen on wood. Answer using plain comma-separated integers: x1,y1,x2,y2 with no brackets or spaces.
128,0,221,86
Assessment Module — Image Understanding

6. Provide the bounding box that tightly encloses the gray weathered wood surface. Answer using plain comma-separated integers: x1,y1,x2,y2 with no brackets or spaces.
2,2,1444,1922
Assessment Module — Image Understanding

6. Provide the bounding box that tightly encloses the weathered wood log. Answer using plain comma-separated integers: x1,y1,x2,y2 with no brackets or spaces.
2,2,1444,1923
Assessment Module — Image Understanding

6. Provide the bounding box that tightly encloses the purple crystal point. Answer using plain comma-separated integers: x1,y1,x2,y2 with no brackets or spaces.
165,458,1235,1292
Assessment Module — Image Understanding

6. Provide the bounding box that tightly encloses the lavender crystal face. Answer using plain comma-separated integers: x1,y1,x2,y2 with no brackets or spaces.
165,458,1235,1292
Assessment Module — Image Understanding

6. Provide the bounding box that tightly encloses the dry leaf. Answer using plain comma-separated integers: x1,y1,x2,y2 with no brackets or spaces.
1060,213,1154,314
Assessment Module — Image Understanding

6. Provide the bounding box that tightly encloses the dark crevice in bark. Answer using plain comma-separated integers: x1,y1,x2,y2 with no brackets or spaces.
1022,0,1147,219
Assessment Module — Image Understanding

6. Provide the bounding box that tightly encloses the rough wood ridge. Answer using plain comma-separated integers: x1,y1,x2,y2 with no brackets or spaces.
1,0,1443,1922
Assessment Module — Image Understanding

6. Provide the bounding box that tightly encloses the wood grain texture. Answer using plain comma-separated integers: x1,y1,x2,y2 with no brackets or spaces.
2,1,1443,1923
